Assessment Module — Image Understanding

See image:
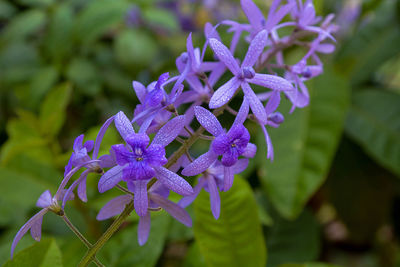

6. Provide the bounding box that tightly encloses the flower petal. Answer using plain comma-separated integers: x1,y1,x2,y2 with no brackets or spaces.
36,190,52,208
223,166,234,191
30,215,43,241
248,73,294,92
115,111,135,141
150,193,192,227
240,0,265,32
130,180,148,217
96,195,133,220
154,166,194,196
77,172,89,202
207,176,221,219
231,158,249,174
265,90,281,115
242,30,268,68
98,165,124,193
261,125,274,160
138,212,151,246
209,77,240,109
93,116,115,159
242,143,257,158
132,81,147,103
233,98,249,126
152,115,186,146
181,150,218,176
194,106,223,136
242,82,268,124
178,178,206,208
209,38,240,75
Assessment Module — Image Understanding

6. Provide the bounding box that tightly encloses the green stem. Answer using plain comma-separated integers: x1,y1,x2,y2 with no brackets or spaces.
62,215,105,267
77,201,135,267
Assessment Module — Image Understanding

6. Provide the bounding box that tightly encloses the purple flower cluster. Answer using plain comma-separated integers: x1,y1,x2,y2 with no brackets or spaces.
11,0,336,257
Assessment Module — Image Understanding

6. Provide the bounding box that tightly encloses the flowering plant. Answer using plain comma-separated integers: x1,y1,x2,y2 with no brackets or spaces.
10,0,337,266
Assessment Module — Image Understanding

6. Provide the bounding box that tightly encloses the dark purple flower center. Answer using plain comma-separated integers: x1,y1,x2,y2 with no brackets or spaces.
239,67,256,79
267,112,284,124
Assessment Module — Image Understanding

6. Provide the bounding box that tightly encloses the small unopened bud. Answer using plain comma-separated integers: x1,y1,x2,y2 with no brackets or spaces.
268,112,284,124
302,68,312,78
239,67,256,79
180,52,188,64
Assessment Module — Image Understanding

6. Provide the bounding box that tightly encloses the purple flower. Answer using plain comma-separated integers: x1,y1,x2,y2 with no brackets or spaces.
208,29,294,124
11,189,74,258
179,159,249,219
182,106,256,190
97,182,191,246
98,111,193,216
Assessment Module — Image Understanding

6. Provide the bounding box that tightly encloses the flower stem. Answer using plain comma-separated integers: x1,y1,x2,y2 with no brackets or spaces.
77,201,135,267
62,215,105,267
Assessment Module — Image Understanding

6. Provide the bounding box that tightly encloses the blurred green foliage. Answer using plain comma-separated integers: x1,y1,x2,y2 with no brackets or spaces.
1,0,400,266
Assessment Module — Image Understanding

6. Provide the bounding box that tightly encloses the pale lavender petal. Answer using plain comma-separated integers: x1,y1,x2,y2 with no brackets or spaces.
265,2,295,30
98,165,124,193
56,189,75,202
132,81,147,103
209,77,240,109
207,176,220,219
178,178,206,208
62,170,90,208
36,190,52,208
11,209,47,258
223,166,234,191
181,151,218,176
93,116,115,159
83,140,94,152
138,212,151,246
316,43,335,54
209,38,240,75
242,82,268,124
115,111,135,141
233,98,249,126
240,0,265,32
242,143,257,158
154,166,194,196
96,195,133,220
248,73,294,92
150,193,192,227
152,115,185,146
99,152,116,168
242,30,268,68
131,180,149,217
261,125,274,160
73,135,84,151
204,22,220,40
231,158,249,174
194,106,223,136
208,62,226,87
265,90,281,115
30,216,43,241
77,172,89,202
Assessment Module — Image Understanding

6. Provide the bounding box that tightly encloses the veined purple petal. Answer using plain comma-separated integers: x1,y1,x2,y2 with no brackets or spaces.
240,0,265,32
36,190,52,208
11,209,47,258
30,216,43,241
150,193,192,227
242,82,268,124
152,115,185,146
194,106,223,136
115,111,135,141
132,81,147,103
242,30,268,68
242,143,257,158
154,166,194,196
77,171,89,202
181,150,218,176
83,140,94,152
131,180,149,217
178,178,206,208
209,38,240,75
261,125,274,160
93,116,115,159
209,77,240,109
233,98,249,126
231,158,249,174
223,166,234,191
138,212,151,246
73,135,84,151
99,152,116,168
98,165,124,193
265,90,281,115
248,73,294,92
207,176,220,219
96,195,133,220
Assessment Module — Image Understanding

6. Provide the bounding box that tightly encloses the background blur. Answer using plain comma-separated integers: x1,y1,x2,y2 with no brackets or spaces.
1,0,400,266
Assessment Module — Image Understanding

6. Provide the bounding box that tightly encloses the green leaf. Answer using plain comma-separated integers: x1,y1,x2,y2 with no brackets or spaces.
336,0,400,85
193,177,267,267
15,0,54,8
4,239,63,267
29,66,59,109
143,8,179,32
0,1,17,20
114,29,158,68
66,58,101,96
182,242,206,267
74,0,130,45
100,212,170,267
265,210,320,267
345,89,400,176
278,263,340,267
1,9,46,43
257,67,349,219
39,83,72,137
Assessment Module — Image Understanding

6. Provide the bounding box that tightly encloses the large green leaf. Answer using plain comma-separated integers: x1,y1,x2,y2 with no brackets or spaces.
336,0,400,85
345,89,400,176
4,239,63,267
39,83,72,137
29,66,59,109
193,177,266,267
257,67,349,219
278,263,340,267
